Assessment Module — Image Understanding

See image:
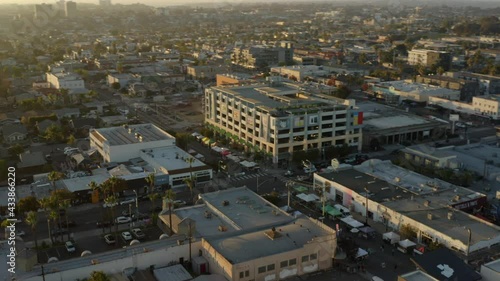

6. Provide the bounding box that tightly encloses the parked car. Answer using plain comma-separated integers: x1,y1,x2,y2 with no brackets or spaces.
173,200,187,207
104,234,116,245
131,228,145,239
120,197,136,205
96,221,111,228
115,216,132,224
65,241,76,253
121,231,133,241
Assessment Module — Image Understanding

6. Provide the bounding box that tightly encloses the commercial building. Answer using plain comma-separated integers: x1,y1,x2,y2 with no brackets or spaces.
65,1,77,17
187,65,227,80
90,124,175,163
415,74,479,102
159,187,337,281
480,259,500,281
232,42,294,69
216,73,254,86
358,101,447,147
408,49,452,69
446,72,500,96
428,94,500,120
204,79,363,165
371,80,460,103
270,65,331,82
139,145,212,188
313,160,500,258
46,71,85,91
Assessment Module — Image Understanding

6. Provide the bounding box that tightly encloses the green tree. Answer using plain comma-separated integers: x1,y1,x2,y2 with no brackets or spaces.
333,85,351,99
8,144,24,158
67,134,76,145
18,196,40,215
104,195,119,237
25,211,40,263
164,189,176,235
89,271,111,281
148,192,161,217
48,171,65,191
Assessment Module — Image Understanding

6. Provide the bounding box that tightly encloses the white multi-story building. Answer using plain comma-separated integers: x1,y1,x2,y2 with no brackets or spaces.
204,80,363,165
473,95,500,119
408,49,451,68
46,71,85,91
90,124,176,163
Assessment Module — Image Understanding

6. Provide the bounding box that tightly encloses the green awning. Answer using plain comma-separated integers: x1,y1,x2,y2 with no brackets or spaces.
293,185,308,193
322,205,342,217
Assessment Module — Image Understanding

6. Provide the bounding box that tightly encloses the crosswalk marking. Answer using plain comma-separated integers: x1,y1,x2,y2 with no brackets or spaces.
230,172,268,182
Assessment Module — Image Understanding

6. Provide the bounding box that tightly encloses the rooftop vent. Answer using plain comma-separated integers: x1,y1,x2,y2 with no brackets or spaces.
447,212,454,220
218,225,227,232
424,200,430,207
454,195,460,202
265,227,282,240
222,200,229,207
427,213,433,220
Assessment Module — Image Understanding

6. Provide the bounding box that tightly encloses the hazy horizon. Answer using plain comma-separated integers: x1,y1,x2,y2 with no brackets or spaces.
1,0,500,7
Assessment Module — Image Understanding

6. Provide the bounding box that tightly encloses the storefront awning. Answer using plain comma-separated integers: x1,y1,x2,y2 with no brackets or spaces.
322,205,342,217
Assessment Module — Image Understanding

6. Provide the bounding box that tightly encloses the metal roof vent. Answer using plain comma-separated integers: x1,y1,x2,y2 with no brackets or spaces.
424,200,430,207
427,213,433,220
447,212,454,220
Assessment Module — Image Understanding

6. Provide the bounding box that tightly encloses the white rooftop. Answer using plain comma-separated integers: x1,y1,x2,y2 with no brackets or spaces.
378,80,459,96
61,174,109,193
363,115,429,129
92,124,175,146
141,146,208,171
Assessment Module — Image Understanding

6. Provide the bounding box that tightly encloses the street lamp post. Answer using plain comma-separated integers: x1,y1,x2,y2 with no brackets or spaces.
128,203,132,229
465,227,472,263
133,189,139,218
364,187,369,225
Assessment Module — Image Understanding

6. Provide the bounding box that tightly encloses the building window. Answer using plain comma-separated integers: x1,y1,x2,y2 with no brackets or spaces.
280,260,288,268
310,253,317,260
258,266,266,274
245,270,249,277
240,272,244,279
302,255,309,262
289,258,297,266
267,264,275,271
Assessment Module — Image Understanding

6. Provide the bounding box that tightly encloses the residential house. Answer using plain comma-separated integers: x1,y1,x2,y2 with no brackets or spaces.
1,124,28,144
53,108,81,119
17,151,47,173
70,117,97,137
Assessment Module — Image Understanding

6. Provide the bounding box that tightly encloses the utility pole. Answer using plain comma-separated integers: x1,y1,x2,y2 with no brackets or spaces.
364,187,369,225
465,227,472,263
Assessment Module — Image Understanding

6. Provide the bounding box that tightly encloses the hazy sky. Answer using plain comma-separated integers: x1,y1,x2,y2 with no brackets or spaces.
0,0,240,5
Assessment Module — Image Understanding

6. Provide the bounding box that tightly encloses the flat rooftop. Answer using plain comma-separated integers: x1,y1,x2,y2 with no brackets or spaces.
206,216,332,264
141,146,209,172
377,80,460,96
92,124,174,146
211,83,342,113
383,197,500,246
401,144,457,160
356,101,437,130
61,174,110,193
200,187,293,231
164,205,238,237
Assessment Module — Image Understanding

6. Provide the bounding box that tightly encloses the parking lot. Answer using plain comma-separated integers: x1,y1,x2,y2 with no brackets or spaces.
36,224,164,263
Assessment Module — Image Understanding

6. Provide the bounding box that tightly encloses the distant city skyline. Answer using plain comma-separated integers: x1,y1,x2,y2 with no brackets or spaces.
0,0,499,7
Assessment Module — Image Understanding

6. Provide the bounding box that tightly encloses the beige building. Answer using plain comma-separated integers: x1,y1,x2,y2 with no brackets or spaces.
187,65,227,79
473,95,500,119
158,187,337,281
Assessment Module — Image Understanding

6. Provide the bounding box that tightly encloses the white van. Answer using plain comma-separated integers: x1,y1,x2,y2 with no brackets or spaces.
334,204,351,217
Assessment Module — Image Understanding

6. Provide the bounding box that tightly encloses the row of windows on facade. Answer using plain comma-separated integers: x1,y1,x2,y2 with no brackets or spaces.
217,119,358,133
245,254,318,278
213,106,350,122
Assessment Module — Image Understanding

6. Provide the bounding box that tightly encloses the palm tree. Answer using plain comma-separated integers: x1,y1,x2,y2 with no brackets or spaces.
88,181,101,203
25,211,39,263
145,173,155,194
89,271,111,281
48,171,64,191
59,199,71,240
48,209,59,242
104,195,118,239
148,193,161,217
164,189,176,235
38,198,54,244
183,177,195,204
